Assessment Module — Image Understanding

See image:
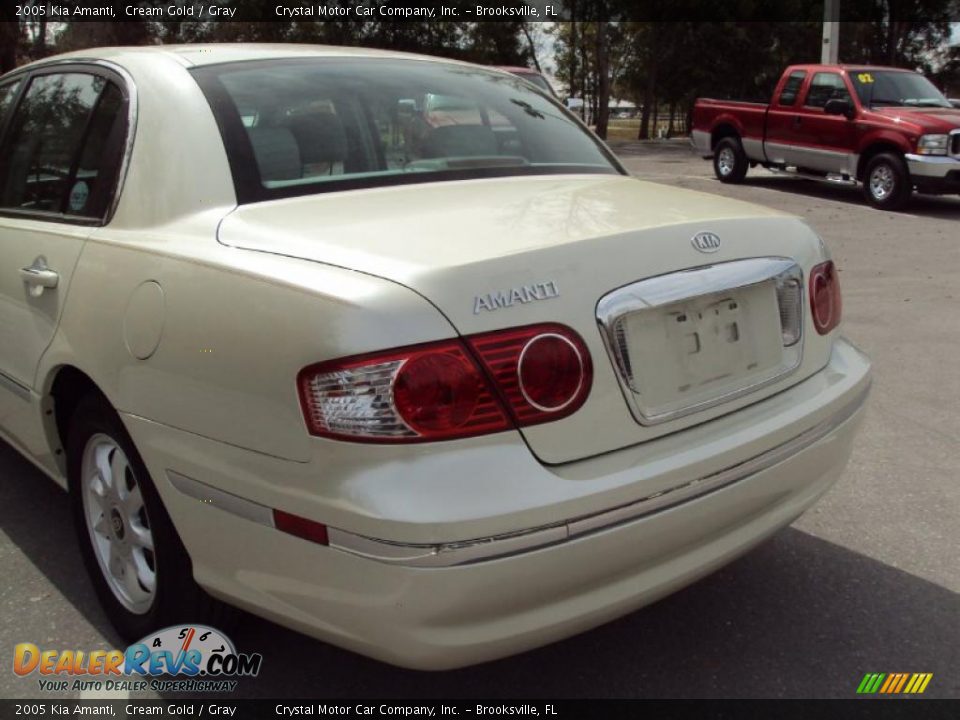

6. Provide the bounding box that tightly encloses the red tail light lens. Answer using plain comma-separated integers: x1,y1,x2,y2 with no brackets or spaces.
297,324,592,442
297,341,510,443
393,352,481,433
809,260,842,335
467,323,592,426
519,334,585,411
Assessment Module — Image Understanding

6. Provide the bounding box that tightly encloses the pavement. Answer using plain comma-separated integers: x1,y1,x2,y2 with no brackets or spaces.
1,140,958,700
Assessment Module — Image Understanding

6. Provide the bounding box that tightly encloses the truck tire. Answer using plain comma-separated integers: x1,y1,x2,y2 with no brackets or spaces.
67,391,236,641
862,153,912,210
713,137,748,184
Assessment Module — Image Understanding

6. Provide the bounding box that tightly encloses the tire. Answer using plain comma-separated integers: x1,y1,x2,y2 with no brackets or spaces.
862,152,912,210
67,392,235,641
713,136,748,184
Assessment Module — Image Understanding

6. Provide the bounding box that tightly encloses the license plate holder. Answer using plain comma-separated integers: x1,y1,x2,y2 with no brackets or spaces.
620,281,786,422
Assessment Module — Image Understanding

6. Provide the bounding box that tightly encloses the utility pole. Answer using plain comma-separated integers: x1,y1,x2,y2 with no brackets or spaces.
821,0,840,64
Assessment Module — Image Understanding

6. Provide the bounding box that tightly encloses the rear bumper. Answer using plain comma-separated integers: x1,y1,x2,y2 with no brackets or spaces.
691,129,712,157
123,338,870,669
906,154,960,193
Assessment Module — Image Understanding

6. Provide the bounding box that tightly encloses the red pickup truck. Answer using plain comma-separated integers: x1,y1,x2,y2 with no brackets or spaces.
692,64,960,209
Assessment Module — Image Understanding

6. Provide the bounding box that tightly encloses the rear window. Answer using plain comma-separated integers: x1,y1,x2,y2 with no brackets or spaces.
514,73,553,94
777,70,806,106
192,58,621,204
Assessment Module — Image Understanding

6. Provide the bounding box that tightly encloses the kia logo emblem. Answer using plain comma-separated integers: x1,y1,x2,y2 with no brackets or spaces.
692,232,721,253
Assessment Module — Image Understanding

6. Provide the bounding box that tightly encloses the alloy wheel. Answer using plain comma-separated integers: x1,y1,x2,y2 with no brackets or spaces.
81,433,157,614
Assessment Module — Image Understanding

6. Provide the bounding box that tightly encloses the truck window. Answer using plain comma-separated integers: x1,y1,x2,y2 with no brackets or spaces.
777,71,806,106
804,73,851,109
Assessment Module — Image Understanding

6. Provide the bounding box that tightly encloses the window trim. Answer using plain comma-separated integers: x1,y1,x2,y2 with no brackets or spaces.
0,60,137,227
190,57,627,206
0,78,27,151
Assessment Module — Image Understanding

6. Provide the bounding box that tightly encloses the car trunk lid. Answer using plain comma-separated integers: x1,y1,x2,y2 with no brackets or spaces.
219,174,831,463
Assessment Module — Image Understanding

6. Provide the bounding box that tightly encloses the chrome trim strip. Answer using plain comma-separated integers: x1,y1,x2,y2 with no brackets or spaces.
596,258,804,425
98,60,138,226
764,141,857,176
330,384,869,567
764,141,848,159
166,470,275,527
597,258,797,317
163,386,868,568
0,370,31,401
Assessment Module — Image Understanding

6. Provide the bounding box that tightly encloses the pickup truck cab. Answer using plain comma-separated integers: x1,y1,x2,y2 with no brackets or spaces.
692,64,960,209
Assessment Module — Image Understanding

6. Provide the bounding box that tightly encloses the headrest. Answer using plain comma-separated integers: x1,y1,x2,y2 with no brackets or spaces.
247,127,301,182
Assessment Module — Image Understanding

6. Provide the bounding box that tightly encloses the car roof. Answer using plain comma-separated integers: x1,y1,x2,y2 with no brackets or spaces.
494,65,540,74
15,43,482,72
786,63,915,73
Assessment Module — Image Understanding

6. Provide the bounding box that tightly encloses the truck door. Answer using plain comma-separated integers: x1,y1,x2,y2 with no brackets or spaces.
789,71,858,175
763,69,808,167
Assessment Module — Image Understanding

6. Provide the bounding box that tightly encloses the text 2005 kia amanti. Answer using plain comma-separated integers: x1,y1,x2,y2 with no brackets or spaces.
0,45,870,669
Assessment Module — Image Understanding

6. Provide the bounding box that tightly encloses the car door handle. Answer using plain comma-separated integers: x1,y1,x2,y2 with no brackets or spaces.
20,261,60,297
793,116,803,127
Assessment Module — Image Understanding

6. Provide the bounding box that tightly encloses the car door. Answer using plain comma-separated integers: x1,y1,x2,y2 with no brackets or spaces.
790,71,858,175
0,65,129,452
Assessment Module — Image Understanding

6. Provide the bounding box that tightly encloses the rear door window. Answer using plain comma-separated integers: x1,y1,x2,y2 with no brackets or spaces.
777,71,806,106
0,72,127,221
0,80,22,127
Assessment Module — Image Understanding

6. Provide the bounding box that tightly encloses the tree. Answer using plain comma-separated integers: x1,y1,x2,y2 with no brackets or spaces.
0,16,19,74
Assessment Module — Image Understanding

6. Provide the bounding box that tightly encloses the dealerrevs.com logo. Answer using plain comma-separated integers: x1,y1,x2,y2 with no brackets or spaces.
13,625,262,693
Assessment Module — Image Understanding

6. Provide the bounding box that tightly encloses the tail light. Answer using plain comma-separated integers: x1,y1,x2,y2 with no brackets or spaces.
297,324,592,443
466,324,592,425
809,260,842,335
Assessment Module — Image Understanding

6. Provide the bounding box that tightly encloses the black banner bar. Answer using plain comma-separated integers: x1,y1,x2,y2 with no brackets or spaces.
6,1,960,22
2,700,959,720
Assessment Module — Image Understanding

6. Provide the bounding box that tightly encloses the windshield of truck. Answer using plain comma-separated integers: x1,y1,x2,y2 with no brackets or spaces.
851,70,951,108
192,58,622,204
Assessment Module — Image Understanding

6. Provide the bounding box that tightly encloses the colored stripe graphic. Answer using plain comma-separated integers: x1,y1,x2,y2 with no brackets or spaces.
879,674,895,693
857,673,932,694
903,674,920,694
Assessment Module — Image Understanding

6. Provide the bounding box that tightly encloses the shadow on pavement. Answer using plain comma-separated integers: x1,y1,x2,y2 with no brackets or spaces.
0,439,117,641
1,437,957,699
738,175,960,220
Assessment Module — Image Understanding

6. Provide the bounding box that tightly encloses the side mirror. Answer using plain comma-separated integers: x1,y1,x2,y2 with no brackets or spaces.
824,98,855,119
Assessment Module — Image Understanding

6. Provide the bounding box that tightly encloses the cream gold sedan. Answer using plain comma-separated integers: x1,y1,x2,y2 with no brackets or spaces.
0,45,871,669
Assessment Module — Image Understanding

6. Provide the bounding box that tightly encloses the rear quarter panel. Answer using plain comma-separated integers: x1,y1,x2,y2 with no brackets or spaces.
40,231,456,462
694,100,767,152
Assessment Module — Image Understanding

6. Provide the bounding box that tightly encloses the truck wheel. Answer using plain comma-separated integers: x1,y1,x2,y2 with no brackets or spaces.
863,153,912,210
67,392,234,641
713,137,748,184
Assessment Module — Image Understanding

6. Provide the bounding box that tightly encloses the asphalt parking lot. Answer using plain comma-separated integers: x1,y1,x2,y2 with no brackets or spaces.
1,140,958,700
